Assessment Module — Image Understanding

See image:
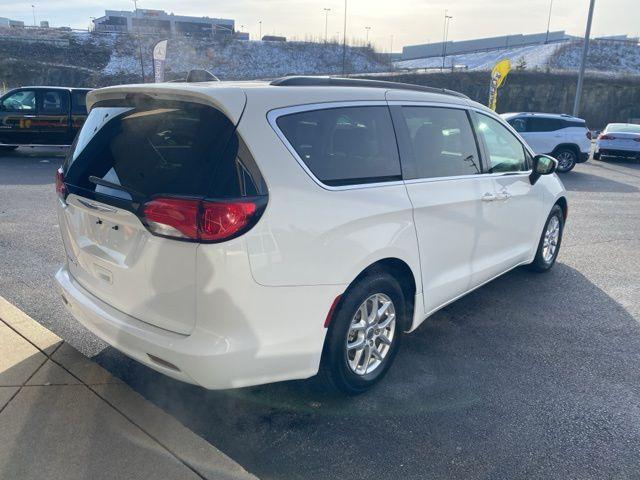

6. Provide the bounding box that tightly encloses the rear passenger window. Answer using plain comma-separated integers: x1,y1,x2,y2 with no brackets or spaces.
527,117,564,132
399,106,481,179
40,90,69,114
71,91,88,114
64,100,264,202
276,106,401,187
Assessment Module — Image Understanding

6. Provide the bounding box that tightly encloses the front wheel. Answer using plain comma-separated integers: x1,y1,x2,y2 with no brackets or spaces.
319,271,406,395
554,148,577,173
527,205,564,272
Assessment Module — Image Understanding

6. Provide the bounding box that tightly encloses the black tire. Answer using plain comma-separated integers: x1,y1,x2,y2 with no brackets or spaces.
593,151,601,161
319,270,406,395
553,147,577,173
527,204,564,272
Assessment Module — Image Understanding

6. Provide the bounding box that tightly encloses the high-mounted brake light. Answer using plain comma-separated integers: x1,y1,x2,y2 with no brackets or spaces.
141,197,262,242
55,168,67,201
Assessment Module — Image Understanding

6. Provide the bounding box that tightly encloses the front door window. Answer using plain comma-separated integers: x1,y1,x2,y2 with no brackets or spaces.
2,90,36,111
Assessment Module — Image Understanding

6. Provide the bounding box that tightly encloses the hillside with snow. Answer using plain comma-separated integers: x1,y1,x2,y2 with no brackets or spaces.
394,39,640,75
0,28,390,87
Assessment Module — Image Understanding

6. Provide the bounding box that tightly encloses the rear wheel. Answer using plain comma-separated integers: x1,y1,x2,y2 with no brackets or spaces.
527,205,564,272
320,271,405,395
554,147,577,173
593,151,601,160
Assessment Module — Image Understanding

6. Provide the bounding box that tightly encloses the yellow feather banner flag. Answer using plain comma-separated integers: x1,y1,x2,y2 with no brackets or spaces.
488,58,511,111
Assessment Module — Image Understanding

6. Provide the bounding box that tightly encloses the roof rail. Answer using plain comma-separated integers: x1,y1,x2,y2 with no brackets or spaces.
270,76,469,99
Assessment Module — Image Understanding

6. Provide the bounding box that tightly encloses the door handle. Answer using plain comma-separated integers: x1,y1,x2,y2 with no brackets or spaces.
497,189,512,201
482,193,497,202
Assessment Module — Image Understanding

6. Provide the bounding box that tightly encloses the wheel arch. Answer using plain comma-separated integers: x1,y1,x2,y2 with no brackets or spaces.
555,196,568,220
334,257,420,332
552,143,580,156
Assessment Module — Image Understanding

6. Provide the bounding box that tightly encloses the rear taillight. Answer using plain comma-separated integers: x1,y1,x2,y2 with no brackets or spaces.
599,134,615,140
55,168,67,201
141,197,262,242
586,131,592,140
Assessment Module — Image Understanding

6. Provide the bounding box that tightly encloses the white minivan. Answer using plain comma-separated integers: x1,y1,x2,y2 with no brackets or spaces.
55,77,567,394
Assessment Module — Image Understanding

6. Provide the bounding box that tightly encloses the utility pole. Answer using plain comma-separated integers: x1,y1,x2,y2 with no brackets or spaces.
545,0,554,43
365,26,371,45
323,8,330,42
132,0,145,82
573,0,595,116
341,0,347,75
441,10,453,70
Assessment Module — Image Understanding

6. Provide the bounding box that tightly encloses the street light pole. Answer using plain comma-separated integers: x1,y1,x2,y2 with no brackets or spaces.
545,0,554,43
365,26,371,45
323,8,330,42
441,10,452,70
573,0,595,116
341,0,347,75
132,0,145,83
258,20,262,40
31,5,36,27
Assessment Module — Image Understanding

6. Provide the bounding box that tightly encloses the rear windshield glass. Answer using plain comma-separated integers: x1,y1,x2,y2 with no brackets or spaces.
64,100,263,201
607,123,640,133
276,106,401,187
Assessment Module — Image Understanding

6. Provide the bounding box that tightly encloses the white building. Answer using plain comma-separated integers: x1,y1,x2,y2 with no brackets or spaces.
402,31,571,61
0,17,26,29
93,9,234,36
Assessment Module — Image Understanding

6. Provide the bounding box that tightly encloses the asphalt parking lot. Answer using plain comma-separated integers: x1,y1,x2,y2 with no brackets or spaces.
1,147,640,480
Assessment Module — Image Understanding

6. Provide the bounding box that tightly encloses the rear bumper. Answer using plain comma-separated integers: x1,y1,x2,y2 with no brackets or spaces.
55,266,342,389
596,148,640,159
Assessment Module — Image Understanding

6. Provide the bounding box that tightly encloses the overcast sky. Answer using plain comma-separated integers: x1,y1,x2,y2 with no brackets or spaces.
2,0,639,51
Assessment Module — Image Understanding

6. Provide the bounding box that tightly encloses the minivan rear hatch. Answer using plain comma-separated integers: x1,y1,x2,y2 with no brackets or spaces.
58,86,247,334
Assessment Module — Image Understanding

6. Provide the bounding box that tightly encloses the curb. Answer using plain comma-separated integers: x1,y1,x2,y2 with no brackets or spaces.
0,295,257,480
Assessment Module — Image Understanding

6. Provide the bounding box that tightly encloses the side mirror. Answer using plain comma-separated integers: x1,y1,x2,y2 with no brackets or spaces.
530,154,557,185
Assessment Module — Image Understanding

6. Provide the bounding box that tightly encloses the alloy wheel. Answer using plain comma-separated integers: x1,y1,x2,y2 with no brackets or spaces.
542,215,560,263
556,151,576,171
346,293,396,376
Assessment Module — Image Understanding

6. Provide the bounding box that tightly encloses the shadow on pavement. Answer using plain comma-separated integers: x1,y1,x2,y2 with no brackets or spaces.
92,263,640,480
0,149,63,186
561,169,639,193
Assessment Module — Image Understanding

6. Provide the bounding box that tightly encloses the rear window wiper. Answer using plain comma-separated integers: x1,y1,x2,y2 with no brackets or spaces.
88,176,145,201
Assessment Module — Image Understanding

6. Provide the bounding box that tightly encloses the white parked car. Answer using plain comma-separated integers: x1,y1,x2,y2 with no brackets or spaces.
55,77,567,395
501,112,591,173
594,123,640,161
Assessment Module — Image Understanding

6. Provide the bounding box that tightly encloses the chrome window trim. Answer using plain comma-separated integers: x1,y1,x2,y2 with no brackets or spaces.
404,171,532,186
267,101,403,192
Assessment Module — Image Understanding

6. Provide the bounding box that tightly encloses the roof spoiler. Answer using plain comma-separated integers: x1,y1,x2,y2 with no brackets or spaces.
167,69,220,83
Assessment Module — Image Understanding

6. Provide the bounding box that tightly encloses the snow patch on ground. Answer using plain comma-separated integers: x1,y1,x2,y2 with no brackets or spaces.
394,43,562,71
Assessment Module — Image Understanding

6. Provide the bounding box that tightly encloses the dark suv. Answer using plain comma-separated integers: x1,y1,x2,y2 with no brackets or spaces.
0,86,91,153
